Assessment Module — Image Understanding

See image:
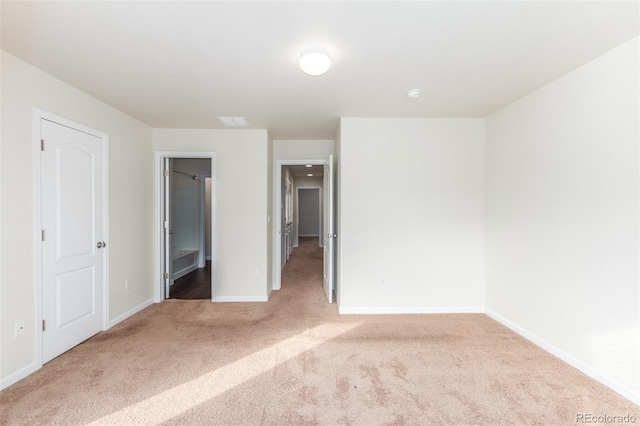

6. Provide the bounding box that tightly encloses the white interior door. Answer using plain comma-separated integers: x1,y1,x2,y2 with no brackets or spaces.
323,155,335,304
41,119,106,363
163,158,173,298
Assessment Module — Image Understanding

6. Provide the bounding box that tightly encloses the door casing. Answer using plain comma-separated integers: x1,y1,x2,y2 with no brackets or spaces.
33,109,109,368
273,159,325,291
154,152,216,302
322,154,335,304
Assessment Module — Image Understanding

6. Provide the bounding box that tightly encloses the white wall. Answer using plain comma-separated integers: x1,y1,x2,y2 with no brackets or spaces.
338,118,485,312
266,137,273,294
154,129,269,301
1,51,154,385
334,127,342,304
171,158,210,253
205,178,212,258
485,37,640,402
273,139,334,161
0,18,4,390
298,189,321,237
173,158,211,183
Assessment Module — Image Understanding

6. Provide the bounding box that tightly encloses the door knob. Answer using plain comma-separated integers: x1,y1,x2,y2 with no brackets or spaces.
169,230,175,235
97,241,106,249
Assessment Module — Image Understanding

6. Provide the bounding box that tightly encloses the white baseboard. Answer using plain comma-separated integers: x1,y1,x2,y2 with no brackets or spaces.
108,298,154,328
338,306,485,314
213,295,268,302
1,298,155,390
173,264,198,281
0,361,39,391
485,308,640,405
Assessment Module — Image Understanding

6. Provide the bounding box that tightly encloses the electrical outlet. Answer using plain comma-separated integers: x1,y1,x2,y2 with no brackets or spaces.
15,320,25,337
252,269,258,278
379,277,386,287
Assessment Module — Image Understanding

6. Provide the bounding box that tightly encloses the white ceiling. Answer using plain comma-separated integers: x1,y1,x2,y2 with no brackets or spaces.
2,1,638,140
287,165,324,178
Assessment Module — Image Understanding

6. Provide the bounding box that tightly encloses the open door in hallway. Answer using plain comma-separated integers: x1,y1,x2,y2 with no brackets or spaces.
162,158,173,298
323,155,335,303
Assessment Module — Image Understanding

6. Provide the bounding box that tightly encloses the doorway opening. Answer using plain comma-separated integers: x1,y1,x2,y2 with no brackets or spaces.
296,188,322,248
155,152,216,302
273,160,326,290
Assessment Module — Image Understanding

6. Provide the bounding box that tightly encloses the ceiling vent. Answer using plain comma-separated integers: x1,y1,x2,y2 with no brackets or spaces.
217,117,249,127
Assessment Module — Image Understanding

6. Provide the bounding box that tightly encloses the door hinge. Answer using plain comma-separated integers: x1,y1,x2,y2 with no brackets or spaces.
163,272,169,280
42,319,46,331
163,221,168,229
41,139,45,151
41,230,46,241
163,169,169,177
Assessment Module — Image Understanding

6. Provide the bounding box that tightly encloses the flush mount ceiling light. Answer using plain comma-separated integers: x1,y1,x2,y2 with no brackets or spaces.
299,48,331,76
305,164,313,168
407,89,421,99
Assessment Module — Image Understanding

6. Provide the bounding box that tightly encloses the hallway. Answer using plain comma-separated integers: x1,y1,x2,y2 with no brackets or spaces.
278,237,329,308
169,237,322,301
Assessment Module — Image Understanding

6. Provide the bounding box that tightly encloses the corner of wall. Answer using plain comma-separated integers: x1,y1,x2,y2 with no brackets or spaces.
483,37,640,402
267,134,274,294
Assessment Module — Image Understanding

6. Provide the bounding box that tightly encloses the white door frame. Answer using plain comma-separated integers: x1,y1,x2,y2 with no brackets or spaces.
33,109,109,368
296,187,323,247
273,159,324,290
323,154,335,304
198,173,211,268
154,152,216,302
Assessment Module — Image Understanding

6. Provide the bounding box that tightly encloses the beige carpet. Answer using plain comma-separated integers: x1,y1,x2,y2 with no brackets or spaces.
1,240,637,425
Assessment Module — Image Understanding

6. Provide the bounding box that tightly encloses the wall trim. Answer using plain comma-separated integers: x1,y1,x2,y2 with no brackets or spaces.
338,306,485,314
154,151,217,303
213,295,269,302
2,297,154,390
108,298,154,328
0,361,39,391
485,308,640,405
33,109,110,368
172,264,198,281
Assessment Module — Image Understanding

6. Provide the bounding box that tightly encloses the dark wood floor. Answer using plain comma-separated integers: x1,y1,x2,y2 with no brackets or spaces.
170,261,211,300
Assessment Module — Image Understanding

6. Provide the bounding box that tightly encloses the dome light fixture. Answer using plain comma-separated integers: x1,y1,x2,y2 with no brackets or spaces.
407,89,421,99
299,48,331,77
